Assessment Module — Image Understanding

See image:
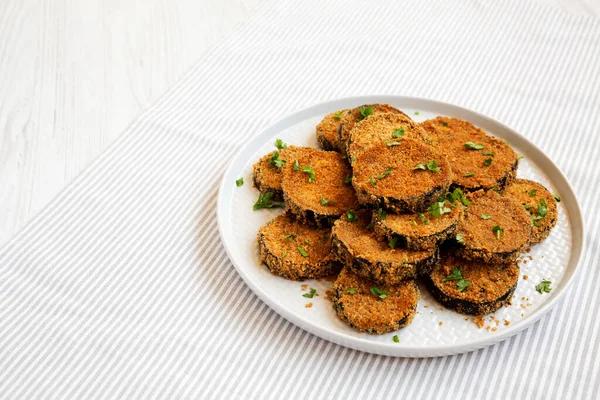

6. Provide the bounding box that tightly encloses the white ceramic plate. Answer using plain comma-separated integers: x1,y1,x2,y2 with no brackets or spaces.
217,95,584,357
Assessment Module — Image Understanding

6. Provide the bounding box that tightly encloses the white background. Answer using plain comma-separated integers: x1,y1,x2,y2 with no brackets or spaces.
0,0,597,245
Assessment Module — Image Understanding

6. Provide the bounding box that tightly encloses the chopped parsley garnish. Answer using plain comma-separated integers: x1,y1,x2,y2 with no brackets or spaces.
275,138,288,149
532,216,543,227
393,335,399,343
350,156,356,166
346,210,358,222
411,220,418,226
370,287,388,299
303,288,317,298
538,198,548,217
414,160,440,172
419,213,430,225
481,214,491,220
285,234,295,241
484,158,493,166
535,279,552,294
377,208,386,220
358,106,373,120
392,128,405,138
554,195,561,202
333,112,343,120
464,142,484,150
270,151,286,168
428,201,451,218
447,188,470,206
386,141,402,146
293,159,316,182
482,151,495,156
343,174,353,184
442,121,449,127
518,155,525,160
492,225,504,239
370,176,377,186
442,268,470,292
253,192,284,210
414,111,420,115
346,288,357,295
376,167,393,179
236,178,244,187
456,233,464,243
304,239,310,244
297,246,309,257
523,204,533,211
320,197,332,206
281,252,287,258
389,236,399,249
463,172,476,177
528,189,537,197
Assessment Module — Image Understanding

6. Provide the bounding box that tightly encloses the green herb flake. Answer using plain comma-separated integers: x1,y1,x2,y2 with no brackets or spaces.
492,225,504,239
428,201,451,218
346,288,357,295
281,252,287,258
297,246,309,258
414,111,420,115
320,197,332,206
426,160,441,172
270,151,287,169
350,156,356,166
484,158,493,166
285,234,295,241
389,236,399,249
293,159,316,182
253,192,284,210
482,151,495,156
518,155,525,160
346,210,358,222
370,287,388,299
532,216,543,227
333,112,343,120
535,279,552,294
377,208,387,220
275,138,288,149
413,163,426,171
442,121,449,127
464,142,484,150
456,279,471,292
393,335,400,343
343,174,353,184
392,128,405,138
447,188,471,206
481,214,491,220
376,167,393,180
386,141,402,147
463,172,476,177
236,178,244,187
538,198,548,217
554,195,561,202
303,288,317,298
419,213,430,225
456,233,464,243
358,106,373,120
443,268,464,282
528,189,537,197
412,220,418,226
370,176,377,186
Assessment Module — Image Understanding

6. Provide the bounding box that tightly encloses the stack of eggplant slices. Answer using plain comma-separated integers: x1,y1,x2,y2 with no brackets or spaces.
251,104,558,335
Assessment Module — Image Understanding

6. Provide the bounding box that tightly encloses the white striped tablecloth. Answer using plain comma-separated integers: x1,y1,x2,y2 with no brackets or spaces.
1,0,599,398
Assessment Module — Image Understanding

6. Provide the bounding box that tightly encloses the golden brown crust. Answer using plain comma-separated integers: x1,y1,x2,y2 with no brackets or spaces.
372,203,463,251
330,267,420,334
332,210,439,285
316,111,343,151
420,116,486,143
347,112,431,159
257,214,341,280
503,179,558,245
455,190,532,264
424,253,519,315
338,104,407,155
437,132,519,192
252,146,303,201
352,139,453,213
281,148,359,227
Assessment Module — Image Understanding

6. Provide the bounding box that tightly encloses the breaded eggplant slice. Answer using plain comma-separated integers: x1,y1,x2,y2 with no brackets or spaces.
352,139,452,213
347,112,431,160
424,253,519,316
316,110,344,151
252,146,301,201
438,131,518,192
372,201,463,251
258,214,341,280
338,104,407,155
332,209,439,285
330,267,420,334
503,179,558,245
281,148,359,227
420,116,486,143
455,190,532,264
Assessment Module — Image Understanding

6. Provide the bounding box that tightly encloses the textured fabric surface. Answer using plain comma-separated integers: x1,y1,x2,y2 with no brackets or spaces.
1,0,599,398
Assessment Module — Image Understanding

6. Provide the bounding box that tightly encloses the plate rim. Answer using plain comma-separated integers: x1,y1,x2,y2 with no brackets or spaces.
217,95,585,357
